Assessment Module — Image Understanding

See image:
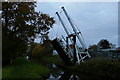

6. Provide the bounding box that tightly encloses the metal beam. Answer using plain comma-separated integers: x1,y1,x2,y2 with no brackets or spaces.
61,7,86,50
56,12,70,38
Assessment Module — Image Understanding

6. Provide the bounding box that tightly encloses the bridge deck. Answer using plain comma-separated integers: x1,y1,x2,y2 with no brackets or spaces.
51,38,73,65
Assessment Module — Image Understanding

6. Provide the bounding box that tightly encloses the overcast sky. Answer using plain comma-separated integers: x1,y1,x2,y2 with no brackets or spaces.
35,2,118,48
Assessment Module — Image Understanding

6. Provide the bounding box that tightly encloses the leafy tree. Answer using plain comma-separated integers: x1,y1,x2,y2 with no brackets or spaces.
2,2,55,65
97,39,110,49
31,40,53,59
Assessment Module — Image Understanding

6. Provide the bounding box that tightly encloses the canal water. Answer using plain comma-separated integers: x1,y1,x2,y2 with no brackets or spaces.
45,64,111,80
46,64,80,80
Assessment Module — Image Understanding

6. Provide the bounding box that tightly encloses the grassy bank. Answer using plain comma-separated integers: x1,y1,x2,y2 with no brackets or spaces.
3,55,120,79
31,55,64,66
2,57,50,79
60,58,120,80
41,55,63,65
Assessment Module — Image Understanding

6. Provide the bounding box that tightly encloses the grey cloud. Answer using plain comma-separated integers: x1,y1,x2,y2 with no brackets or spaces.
35,2,118,47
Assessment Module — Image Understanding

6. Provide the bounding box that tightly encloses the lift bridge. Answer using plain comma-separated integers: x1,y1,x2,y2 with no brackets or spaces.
51,7,91,65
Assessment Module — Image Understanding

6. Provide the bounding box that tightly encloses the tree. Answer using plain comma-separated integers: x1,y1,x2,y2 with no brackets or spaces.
97,39,110,49
2,2,55,65
31,40,53,59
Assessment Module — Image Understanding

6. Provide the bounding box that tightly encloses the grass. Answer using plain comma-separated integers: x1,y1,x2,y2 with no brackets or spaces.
60,58,120,80
32,55,64,67
41,55,63,64
2,57,50,79
3,55,120,80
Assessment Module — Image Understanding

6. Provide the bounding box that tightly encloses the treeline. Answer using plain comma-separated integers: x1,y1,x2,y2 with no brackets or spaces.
2,2,55,66
88,39,116,50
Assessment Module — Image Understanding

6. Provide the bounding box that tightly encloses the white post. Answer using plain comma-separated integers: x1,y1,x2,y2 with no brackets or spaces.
61,7,86,50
